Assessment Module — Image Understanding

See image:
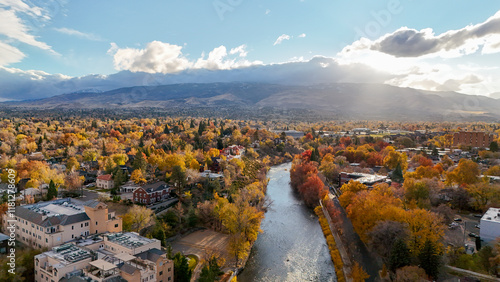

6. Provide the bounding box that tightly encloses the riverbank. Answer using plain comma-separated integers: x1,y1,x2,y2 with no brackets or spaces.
315,205,347,282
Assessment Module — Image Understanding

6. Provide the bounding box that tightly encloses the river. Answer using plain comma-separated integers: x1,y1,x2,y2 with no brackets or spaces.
239,162,337,282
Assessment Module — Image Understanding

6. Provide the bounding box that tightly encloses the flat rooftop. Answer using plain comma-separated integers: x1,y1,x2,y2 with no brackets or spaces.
37,243,92,268
26,198,85,217
105,232,156,249
346,172,388,185
482,207,500,223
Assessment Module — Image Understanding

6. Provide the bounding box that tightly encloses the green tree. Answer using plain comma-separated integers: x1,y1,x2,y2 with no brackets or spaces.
490,141,499,152
392,163,404,183
389,238,411,272
418,239,441,279
171,165,186,195
132,151,147,171
198,256,223,282
101,140,107,156
46,180,58,200
173,252,192,282
164,124,170,134
114,169,127,189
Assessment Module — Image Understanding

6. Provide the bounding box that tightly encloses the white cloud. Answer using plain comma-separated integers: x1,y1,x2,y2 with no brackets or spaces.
0,0,57,66
0,9,52,50
298,33,306,38
108,41,262,74
109,41,192,74
265,9,271,15
341,10,500,59
273,34,291,46
0,41,25,65
54,27,102,41
229,44,248,57
0,0,45,18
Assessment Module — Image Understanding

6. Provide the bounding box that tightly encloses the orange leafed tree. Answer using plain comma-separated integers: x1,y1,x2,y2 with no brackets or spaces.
299,174,327,208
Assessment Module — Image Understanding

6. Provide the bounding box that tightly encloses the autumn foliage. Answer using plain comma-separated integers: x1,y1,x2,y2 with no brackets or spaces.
290,150,328,208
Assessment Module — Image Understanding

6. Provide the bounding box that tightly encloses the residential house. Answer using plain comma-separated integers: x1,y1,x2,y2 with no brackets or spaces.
96,174,113,189
133,181,171,205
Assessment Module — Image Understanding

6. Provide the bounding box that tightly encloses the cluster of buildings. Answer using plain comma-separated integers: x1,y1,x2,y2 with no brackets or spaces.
35,232,173,282
0,198,174,282
220,145,245,161
2,198,121,249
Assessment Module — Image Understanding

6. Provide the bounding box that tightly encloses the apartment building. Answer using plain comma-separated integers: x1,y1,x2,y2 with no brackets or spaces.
84,200,122,235
2,198,122,249
453,131,495,147
34,232,174,282
35,243,94,282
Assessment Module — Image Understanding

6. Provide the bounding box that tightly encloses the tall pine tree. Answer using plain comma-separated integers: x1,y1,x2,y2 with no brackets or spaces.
389,238,411,271
418,239,441,279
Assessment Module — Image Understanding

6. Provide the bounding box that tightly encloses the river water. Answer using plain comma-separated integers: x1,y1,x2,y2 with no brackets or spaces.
238,162,337,282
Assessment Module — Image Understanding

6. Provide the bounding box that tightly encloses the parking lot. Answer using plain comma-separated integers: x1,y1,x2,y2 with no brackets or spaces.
445,213,482,253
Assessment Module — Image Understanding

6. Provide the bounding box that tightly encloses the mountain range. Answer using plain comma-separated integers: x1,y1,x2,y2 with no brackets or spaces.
4,82,500,121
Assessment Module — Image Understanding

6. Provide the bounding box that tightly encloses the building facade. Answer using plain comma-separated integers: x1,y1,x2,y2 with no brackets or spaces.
453,131,495,148
480,207,500,242
34,232,174,282
96,174,113,189
133,181,171,204
2,198,122,249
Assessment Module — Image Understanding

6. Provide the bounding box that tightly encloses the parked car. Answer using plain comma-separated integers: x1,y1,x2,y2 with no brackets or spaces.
475,224,480,229
454,218,462,222
473,214,482,218
468,232,479,238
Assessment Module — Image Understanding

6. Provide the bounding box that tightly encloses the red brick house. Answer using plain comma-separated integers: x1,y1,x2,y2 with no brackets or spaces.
133,181,171,204
96,174,113,189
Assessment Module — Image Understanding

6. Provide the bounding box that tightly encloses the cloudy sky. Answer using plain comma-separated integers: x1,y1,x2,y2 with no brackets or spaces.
2,0,500,100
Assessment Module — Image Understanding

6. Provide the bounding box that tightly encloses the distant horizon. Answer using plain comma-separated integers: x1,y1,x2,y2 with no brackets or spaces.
2,1,500,100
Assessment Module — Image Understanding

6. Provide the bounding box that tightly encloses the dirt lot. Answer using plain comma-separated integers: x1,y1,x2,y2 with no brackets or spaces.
171,229,233,266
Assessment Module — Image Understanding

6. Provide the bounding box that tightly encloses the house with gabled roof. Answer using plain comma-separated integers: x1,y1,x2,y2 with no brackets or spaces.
132,181,171,205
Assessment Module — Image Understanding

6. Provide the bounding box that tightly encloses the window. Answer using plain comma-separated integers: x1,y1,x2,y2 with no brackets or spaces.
46,238,48,243
81,223,83,228
96,221,98,225
159,271,163,275
114,224,118,228
72,226,74,230
72,234,74,238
